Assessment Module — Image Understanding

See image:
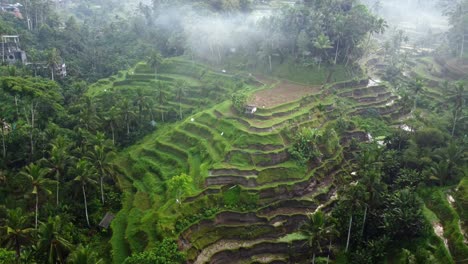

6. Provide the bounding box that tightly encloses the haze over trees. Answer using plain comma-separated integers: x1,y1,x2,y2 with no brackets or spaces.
0,0,467,263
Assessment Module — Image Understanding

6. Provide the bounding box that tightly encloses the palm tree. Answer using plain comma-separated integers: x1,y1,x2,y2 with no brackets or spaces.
175,80,188,119
409,78,424,113
430,160,450,185
20,163,54,229
67,244,103,264
118,98,136,137
340,183,366,252
147,51,163,80
78,97,100,132
86,144,116,204
359,169,384,236
36,216,73,264
41,136,71,206
447,81,465,136
134,88,149,128
313,34,333,70
156,81,168,122
73,159,97,227
299,210,338,264
432,142,466,184
103,106,119,145
364,18,388,54
1,208,35,260
0,117,8,159
47,48,60,81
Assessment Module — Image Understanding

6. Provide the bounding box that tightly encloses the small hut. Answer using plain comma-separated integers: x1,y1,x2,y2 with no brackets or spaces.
244,105,257,115
98,212,115,229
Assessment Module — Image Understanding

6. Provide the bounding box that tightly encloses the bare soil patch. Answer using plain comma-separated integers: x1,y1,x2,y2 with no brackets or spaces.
249,79,321,108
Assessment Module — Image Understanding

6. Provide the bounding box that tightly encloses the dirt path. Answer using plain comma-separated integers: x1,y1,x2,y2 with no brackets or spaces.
447,194,468,244
249,79,321,108
433,222,449,250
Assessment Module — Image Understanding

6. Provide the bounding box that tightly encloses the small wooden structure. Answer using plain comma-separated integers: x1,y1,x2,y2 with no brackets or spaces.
244,105,257,114
98,212,115,229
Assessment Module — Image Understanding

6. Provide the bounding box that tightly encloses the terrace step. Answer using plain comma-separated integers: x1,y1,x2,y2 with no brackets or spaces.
140,147,186,170
208,240,311,264
225,149,289,167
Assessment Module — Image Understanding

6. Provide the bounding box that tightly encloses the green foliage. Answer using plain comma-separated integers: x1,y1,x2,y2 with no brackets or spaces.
0,248,15,264
174,207,219,233
383,189,427,240
222,186,258,210
231,92,248,113
289,127,322,165
420,188,468,262
123,239,185,264
414,128,446,149
166,173,193,201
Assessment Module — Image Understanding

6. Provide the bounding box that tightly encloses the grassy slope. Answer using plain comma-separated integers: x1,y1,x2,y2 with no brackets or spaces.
97,55,460,263
96,58,323,262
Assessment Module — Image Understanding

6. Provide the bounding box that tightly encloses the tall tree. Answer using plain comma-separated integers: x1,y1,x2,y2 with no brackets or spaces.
47,48,60,81
156,81,168,122
20,163,54,229
147,52,163,79
73,159,97,227
67,244,104,264
299,210,338,264
174,80,188,120
36,216,73,264
118,98,136,137
447,81,466,136
86,143,116,204
313,34,333,69
0,117,7,159
1,208,35,260
41,136,71,206
409,78,424,113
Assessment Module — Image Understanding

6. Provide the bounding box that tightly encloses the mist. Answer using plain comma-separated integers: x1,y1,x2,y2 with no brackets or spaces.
362,0,449,45
151,2,296,63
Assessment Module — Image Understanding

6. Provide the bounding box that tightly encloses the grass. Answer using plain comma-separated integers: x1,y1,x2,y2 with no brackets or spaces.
277,232,307,243
420,187,468,262
254,57,354,85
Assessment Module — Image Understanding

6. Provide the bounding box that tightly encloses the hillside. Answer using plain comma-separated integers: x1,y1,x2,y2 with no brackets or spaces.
87,56,454,263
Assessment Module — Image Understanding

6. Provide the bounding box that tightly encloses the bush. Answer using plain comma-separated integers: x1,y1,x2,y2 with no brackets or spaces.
231,92,248,113
123,238,185,264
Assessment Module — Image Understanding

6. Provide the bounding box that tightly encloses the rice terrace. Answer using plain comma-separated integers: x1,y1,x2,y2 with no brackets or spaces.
0,0,466,264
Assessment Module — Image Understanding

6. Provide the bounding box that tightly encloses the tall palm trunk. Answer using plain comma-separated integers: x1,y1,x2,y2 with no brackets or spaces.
312,252,316,264
345,215,352,252
125,113,130,136
110,123,115,145
1,125,5,158
82,184,90,227
268,55,272,72
461,31,465,59
361,205,368,236
451,109,459,137
35,193,38,229
179,100,182,120
334,38,340,65
56,175,59,206
413,95,418,113
100,176,105,204
15,238,21,260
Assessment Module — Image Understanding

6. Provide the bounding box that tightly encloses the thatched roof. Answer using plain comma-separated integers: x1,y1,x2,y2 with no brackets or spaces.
98,212,115,228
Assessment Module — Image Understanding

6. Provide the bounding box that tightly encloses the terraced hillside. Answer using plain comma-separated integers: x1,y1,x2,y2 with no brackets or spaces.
98,58,412,263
